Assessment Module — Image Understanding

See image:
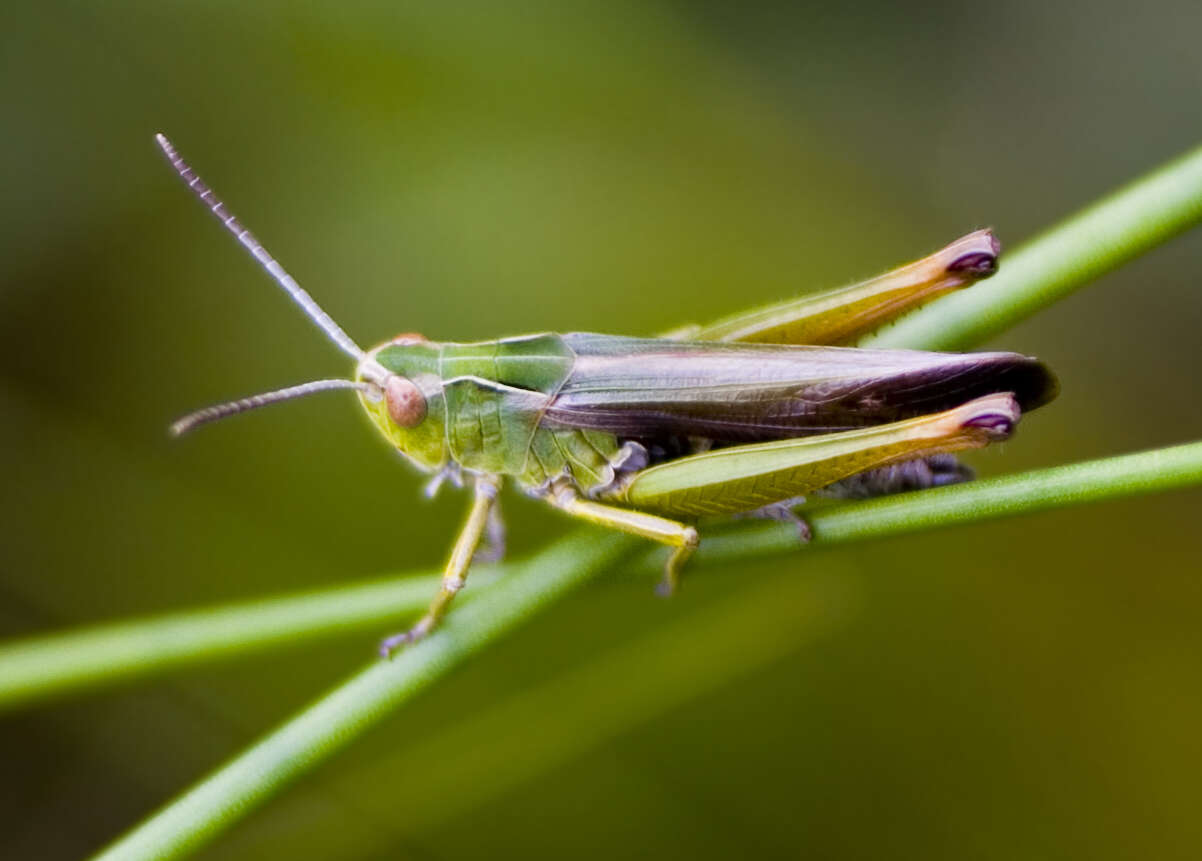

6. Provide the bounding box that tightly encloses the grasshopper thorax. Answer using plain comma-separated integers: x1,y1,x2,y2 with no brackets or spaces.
356,335,449,474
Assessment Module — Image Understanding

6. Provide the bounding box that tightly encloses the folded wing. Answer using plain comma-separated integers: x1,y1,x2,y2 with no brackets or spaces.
542,333,1057,443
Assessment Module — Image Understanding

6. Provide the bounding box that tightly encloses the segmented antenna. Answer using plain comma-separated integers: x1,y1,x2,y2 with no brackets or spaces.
170,379,373,437
154,133,365,361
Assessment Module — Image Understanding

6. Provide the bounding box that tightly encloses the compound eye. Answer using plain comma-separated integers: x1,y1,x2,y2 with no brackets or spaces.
384,375,427,427
391,332,427,345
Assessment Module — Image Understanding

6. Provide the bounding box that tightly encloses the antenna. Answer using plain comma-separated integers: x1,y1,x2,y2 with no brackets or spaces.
154,133,365,361
170,379,373,437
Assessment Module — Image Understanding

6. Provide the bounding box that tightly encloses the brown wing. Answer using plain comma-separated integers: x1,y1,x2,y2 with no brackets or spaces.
541,333,1057,443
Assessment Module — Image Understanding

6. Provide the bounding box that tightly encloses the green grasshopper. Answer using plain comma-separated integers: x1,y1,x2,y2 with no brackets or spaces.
157,134,1058,656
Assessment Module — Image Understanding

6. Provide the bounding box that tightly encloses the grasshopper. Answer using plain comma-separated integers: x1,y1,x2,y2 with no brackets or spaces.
157,134,1057,656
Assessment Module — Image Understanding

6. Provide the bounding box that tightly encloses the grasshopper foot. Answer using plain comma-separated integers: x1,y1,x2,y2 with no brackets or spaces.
378,631,413,659
766,504,812,544
654,527,699,598
378,616,436,659
738,497,812,544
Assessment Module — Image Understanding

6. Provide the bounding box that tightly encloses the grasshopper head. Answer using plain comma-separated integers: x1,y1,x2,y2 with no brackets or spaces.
356,335,449,473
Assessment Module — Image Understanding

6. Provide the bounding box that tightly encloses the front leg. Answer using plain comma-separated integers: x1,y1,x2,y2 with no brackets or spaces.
472,498,507,565
379,474,501,657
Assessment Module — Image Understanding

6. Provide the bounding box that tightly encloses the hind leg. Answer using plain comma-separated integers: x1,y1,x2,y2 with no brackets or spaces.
817,454,974,501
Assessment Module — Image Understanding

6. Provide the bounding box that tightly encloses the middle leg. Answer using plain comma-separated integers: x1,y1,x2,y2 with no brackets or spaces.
546,486,699,597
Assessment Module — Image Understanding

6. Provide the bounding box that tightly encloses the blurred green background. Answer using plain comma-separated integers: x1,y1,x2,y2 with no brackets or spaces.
3,1,1202,858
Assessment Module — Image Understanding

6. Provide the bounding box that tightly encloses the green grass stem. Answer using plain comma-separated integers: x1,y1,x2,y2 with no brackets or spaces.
7,440,1202,715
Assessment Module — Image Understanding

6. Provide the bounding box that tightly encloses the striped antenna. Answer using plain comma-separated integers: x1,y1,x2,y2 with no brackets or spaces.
170,379,373,437
154,133,365,361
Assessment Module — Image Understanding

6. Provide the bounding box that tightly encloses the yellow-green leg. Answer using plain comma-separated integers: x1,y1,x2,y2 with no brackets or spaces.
690,229,999,346
379,475,501,657
548,488,699,597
